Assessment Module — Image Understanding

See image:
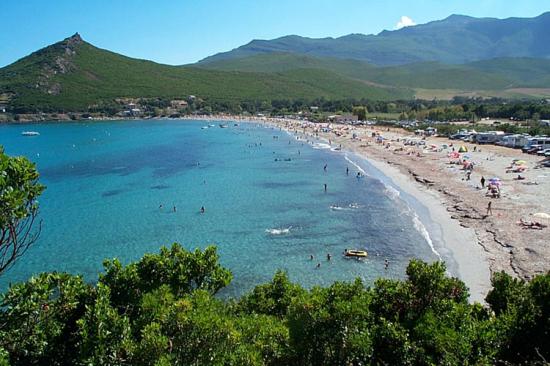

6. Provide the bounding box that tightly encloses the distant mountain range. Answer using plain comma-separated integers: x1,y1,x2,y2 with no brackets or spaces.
1,12,550,113
200,12,550,66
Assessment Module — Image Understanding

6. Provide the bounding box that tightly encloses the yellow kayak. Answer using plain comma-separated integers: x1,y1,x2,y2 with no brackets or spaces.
344,249,368,258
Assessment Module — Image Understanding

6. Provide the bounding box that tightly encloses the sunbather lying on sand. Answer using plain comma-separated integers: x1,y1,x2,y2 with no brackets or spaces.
517,218,547,230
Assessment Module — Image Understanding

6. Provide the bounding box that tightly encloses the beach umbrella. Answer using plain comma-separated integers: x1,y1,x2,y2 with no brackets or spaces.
515,160,527,165
458,145,468,153
489,178,502,187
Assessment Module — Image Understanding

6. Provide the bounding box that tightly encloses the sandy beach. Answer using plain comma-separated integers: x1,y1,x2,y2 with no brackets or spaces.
191,114,549,302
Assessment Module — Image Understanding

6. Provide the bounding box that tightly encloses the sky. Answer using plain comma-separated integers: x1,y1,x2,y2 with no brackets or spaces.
1,0,549,67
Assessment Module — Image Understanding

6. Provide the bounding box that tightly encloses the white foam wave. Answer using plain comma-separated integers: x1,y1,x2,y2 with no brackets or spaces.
344,155,367,175
265,227,292,235
384,185,401,200
312,142,331,150
411,212,441,259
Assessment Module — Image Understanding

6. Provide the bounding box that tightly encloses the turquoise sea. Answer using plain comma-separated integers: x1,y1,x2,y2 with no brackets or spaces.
0,120,445,297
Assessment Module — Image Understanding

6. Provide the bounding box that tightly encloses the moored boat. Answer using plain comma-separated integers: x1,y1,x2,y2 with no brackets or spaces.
21,131,40,136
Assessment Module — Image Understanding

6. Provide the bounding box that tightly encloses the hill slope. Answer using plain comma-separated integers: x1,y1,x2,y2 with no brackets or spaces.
200,52,550,91
0,34,411,111
200,12,550,66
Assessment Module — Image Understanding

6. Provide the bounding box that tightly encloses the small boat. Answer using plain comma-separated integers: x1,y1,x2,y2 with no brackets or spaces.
201,126,209,129
344,249,368,258
219,124,228,128
233,123,239,126
21,131,40,136
208,124,215,127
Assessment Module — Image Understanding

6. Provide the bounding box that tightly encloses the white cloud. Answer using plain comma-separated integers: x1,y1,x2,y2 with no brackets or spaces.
395,16,416,29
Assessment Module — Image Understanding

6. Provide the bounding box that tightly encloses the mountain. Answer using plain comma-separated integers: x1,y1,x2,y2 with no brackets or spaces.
0,34,411,111
200,12,550,66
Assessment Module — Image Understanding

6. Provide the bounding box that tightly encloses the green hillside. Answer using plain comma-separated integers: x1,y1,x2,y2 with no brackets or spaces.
0,34,411,112
201,52,550,92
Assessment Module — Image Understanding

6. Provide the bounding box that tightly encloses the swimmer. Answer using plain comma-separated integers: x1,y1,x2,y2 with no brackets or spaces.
327,253,331,261
316,263,321,268
346,167,349,175
173,205,177,212
200,206,205,213
310,254,314,260
159,204,163,210
324,164,327,172
324,183,327,192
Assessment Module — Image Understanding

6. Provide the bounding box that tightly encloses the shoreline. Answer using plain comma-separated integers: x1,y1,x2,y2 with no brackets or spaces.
254,116,548,295
353,151,491,302
270,123,492,302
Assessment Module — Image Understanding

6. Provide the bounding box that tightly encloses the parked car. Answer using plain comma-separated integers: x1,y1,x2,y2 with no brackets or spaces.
527,145,543,154
537,148,550,156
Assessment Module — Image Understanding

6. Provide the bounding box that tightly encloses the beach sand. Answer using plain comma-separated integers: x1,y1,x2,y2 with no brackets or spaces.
188,115,550,302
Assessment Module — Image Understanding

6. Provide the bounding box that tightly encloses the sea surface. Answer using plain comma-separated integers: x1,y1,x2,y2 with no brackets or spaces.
0,120,443,297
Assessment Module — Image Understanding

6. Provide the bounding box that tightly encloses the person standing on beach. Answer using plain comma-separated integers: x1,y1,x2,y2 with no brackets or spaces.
481,176,486,188
487,201,493,216
346,167,349,175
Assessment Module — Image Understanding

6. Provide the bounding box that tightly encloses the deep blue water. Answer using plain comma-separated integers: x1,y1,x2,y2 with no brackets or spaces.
0,120,439,297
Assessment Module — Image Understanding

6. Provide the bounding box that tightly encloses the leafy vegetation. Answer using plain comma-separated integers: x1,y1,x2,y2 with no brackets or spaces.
0,147,45,275
0,247,548,365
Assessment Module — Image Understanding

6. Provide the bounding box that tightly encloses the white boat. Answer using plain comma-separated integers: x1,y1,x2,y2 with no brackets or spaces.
208,124,215,127
219,124,228,128
21,131,40,136
201,126,209,129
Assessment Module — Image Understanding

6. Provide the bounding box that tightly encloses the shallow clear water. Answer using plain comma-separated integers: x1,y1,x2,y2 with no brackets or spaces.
0,120,439,297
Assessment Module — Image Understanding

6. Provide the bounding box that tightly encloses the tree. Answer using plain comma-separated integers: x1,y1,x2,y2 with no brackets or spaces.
0,147,45,275
352,106,367,121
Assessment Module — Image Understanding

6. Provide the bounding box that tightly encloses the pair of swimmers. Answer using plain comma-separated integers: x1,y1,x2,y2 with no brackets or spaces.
159,204,205,213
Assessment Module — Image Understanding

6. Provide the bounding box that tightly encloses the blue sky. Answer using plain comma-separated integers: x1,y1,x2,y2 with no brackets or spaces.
1,0,548,67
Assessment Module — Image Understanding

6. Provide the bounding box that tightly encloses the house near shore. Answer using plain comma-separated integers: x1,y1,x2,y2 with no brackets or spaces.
171,99,188,108
328,114,358,123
